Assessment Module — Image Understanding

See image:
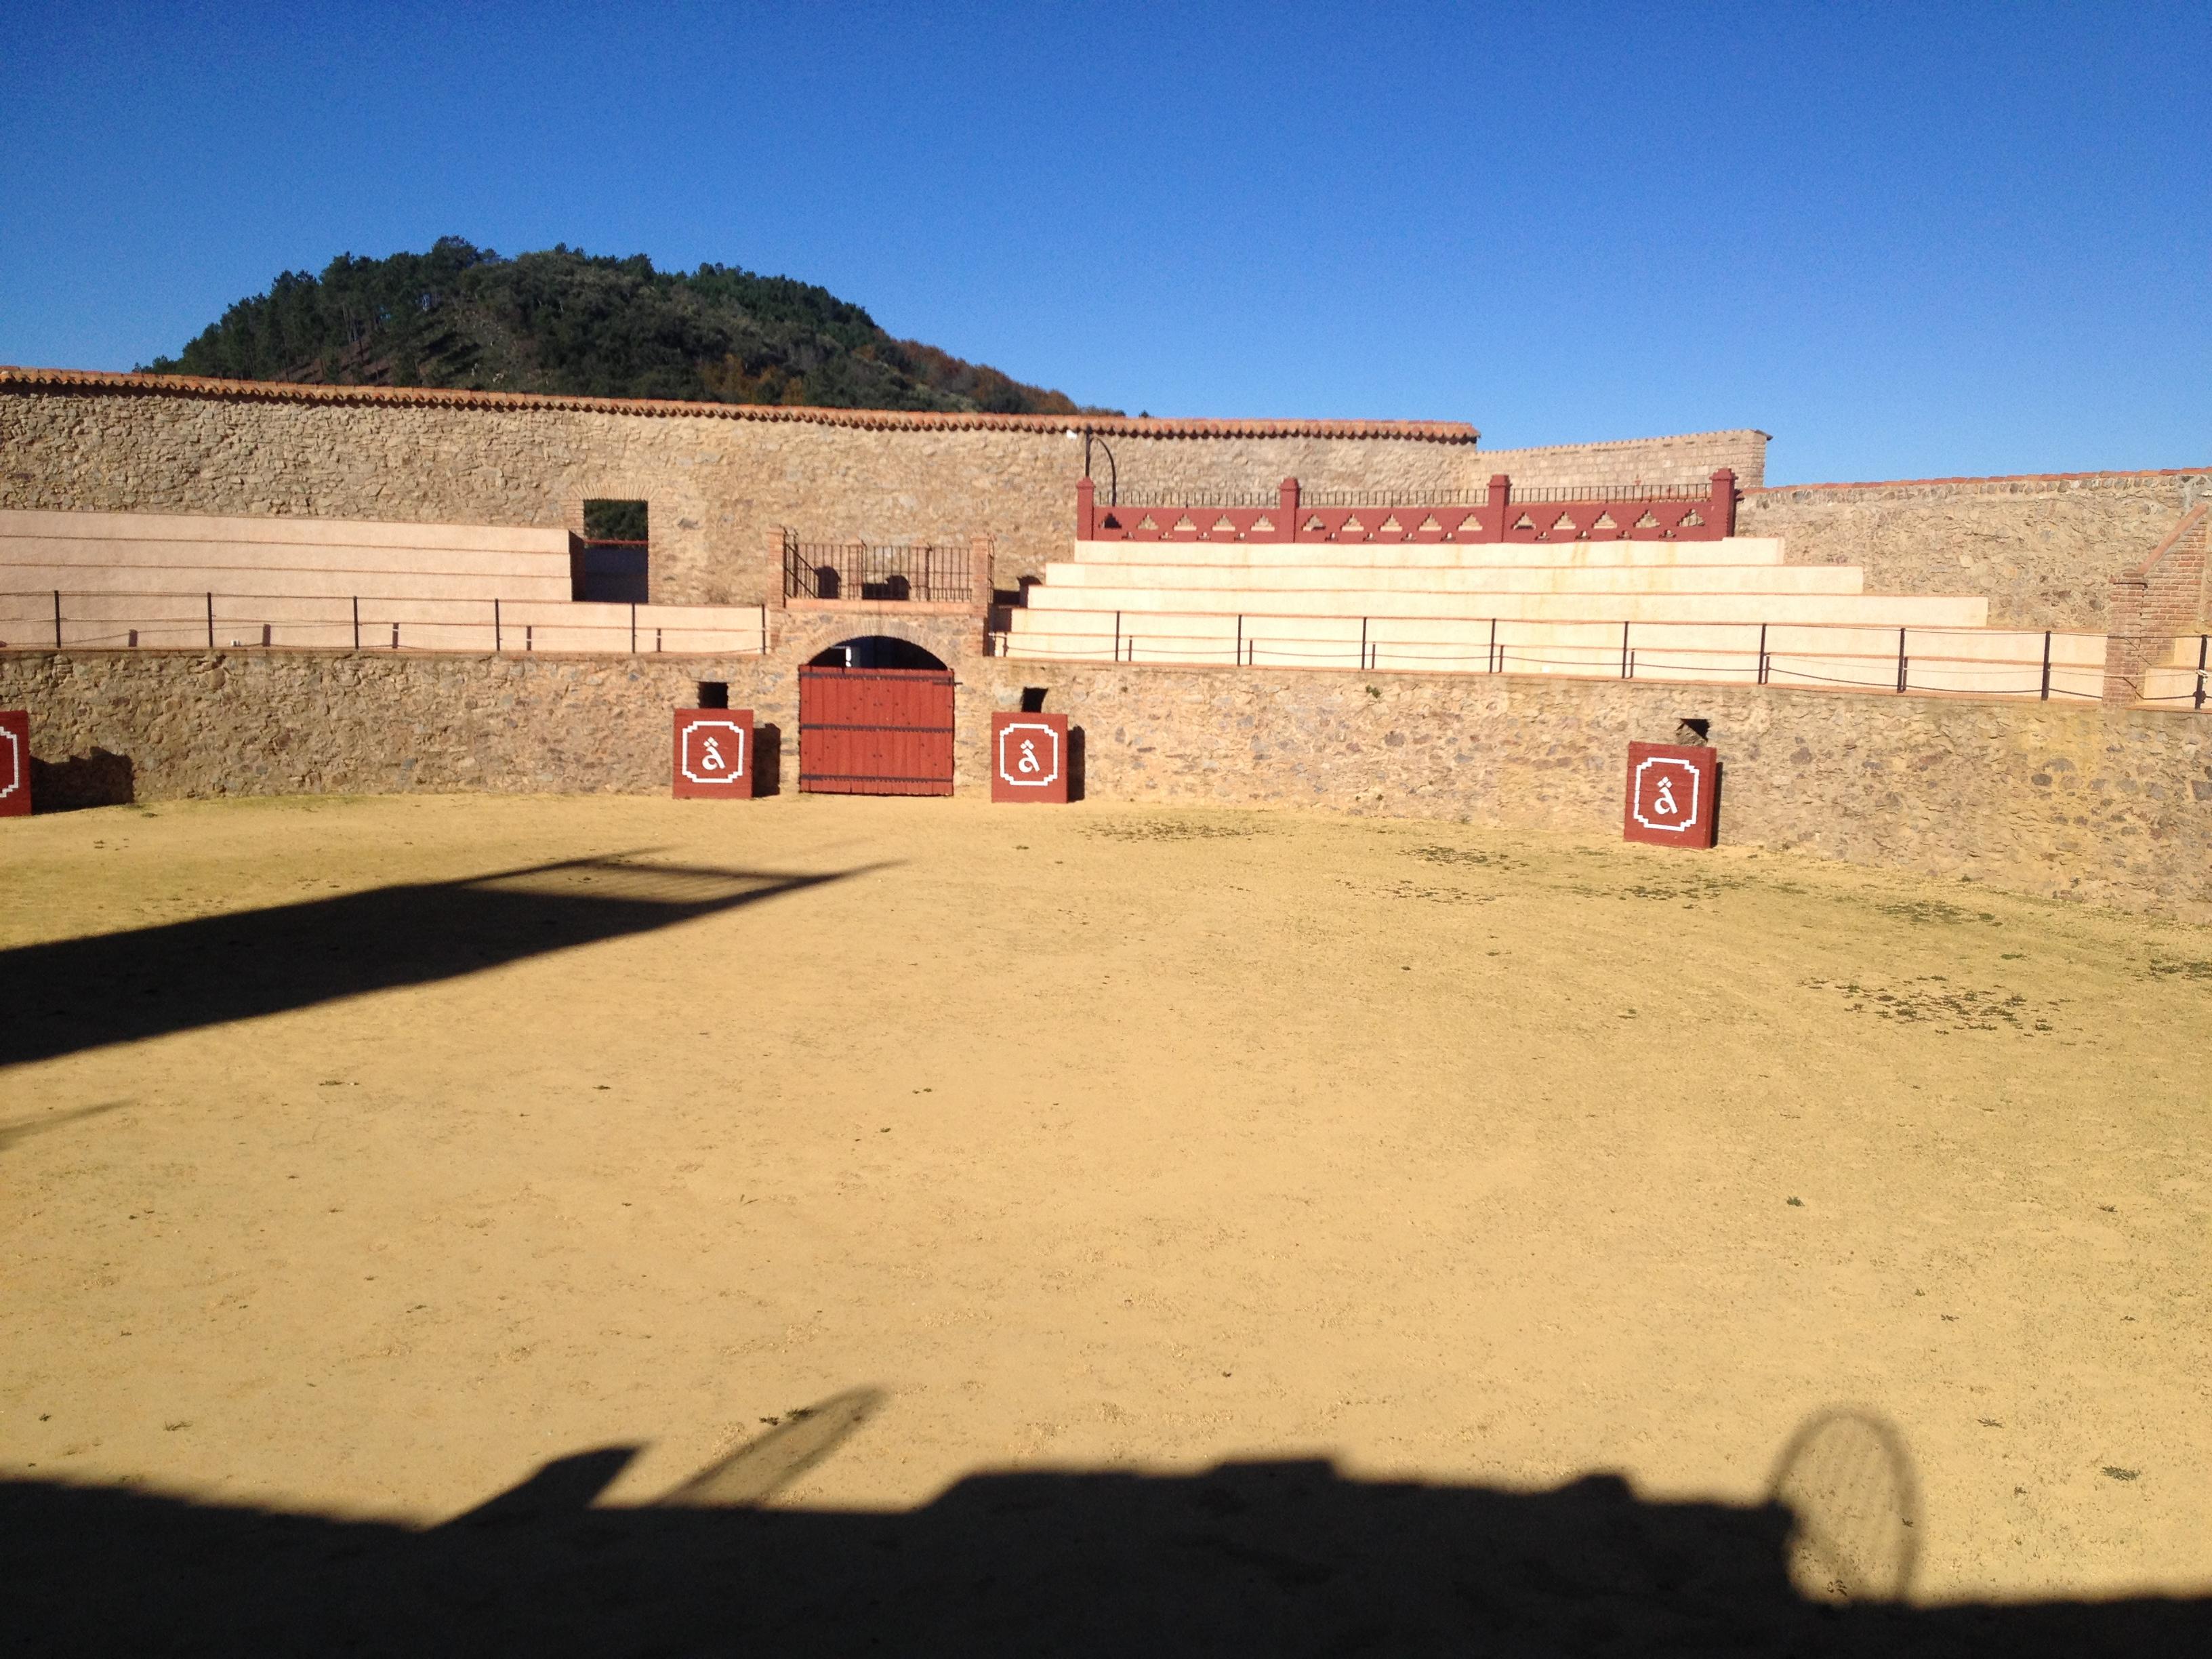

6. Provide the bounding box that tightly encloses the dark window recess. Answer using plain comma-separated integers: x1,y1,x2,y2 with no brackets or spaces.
579,499,649,603
1020,687,1048,712
696,681,729,709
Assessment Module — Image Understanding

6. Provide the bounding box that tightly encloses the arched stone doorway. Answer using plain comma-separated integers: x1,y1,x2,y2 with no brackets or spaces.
805,636,949,672
797,636,956,796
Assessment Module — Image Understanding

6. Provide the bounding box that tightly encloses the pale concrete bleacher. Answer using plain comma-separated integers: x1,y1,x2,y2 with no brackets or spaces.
0,509,765,655
1002,533,2110,701
2142,634,2211,709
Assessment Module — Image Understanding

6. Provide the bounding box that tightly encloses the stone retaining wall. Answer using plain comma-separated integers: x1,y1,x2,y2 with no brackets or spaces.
5,644,2204,921
1741,470,2211,631
0,376,1765,606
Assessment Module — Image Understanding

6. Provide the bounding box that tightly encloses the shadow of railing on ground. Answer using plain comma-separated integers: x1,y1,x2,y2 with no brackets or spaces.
0,855,885,1068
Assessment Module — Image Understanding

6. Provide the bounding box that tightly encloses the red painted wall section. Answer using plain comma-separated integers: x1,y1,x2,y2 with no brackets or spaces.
1082,471,1738,546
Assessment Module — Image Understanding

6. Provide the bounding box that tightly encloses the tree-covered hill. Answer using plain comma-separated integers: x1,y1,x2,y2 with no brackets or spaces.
144,237,1111,415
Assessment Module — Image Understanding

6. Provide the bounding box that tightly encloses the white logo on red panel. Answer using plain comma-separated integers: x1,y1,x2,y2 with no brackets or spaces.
0,725,20,800
679,718,747,785
1630,756,1701,833
996,722,1061,787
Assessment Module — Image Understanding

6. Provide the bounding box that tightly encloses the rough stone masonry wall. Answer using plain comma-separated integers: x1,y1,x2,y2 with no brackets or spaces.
4,644,2204,922
0,386,1469,602
0,382,1767,605
1740,470,2212,632
1477,430,1767,491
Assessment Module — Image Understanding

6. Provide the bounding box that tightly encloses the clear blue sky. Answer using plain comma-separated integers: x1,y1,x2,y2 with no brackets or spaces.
3,1,2205,483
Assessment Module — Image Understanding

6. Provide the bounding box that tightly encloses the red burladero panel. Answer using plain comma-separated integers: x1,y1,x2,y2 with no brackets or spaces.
798,667,955,796
0,710,28,817
1623,741,1718,848
672,709,755,799
989,712,1069,804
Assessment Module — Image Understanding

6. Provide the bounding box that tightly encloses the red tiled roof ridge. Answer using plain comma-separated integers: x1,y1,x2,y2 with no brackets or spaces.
1749,466,2210,493
0,365,1479,443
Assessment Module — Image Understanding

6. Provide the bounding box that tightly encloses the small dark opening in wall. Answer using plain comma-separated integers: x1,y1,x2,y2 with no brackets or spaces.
1676,718,1712,745
1020,687,1048,712
579,499,649,603
696,681,729,710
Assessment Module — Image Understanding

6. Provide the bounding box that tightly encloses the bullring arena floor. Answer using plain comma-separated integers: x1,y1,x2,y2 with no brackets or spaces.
3,793,2208,1650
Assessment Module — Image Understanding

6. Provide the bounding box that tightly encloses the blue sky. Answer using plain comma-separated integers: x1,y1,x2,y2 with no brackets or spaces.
3,1,2205,483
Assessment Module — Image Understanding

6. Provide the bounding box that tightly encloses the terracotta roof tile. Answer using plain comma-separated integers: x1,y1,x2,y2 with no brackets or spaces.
0,366,1479,444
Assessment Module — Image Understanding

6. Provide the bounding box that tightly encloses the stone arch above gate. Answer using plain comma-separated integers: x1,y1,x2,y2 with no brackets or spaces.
806,635,949,671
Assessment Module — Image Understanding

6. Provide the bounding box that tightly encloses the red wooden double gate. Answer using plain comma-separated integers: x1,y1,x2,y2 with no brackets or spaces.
797,665,956,796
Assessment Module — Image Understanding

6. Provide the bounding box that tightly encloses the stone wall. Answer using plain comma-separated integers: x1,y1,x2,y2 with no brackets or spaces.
0,380,1479,605
1740,470,2212,631
5,640,2205,921
1477,430,1767,491
0,375,1767,605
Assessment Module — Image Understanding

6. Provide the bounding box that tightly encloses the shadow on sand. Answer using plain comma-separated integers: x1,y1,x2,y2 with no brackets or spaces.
3,1394,2202,1656
0,855,883,1068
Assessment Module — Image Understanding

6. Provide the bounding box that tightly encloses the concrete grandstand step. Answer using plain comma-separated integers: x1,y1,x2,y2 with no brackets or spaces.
0,508,573,604
1066,535,1787,569
1019,586,1989,628
0,565,573,602
1039,562,1862,597
1,508,569,554
1000,613,2099,697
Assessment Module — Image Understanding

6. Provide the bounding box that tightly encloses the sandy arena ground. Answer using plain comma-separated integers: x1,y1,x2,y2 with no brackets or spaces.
3,792,2208,1626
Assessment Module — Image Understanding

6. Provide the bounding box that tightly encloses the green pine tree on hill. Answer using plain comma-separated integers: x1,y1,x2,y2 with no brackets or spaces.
144,237,1111,415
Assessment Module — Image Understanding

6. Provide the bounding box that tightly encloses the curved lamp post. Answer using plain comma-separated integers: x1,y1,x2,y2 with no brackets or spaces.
1064,428,1118,507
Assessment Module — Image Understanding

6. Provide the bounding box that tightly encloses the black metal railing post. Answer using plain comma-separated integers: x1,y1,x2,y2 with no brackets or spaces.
1896,628,1908,693
52,590,62,649
352,596,360,651
206,592,214,650
2040,630,2052,699
630,603,637,655
1757,621,1769,684
2197,634,2209,711
1620,620,1631,679
493,598,501,653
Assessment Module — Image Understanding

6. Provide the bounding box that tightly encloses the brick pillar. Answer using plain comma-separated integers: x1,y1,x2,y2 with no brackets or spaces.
1490,474,1513,541
1711,468,1738,537
1076,476,1096,541
1279,477,1300,541
2105,575,2152,705
2103,504,2209,705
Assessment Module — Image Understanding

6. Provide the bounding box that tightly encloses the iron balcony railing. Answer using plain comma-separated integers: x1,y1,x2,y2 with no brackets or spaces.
782,534,974,604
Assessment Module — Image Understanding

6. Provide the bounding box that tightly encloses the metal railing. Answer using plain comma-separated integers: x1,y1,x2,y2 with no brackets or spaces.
991,610,2130,704
0,590,769,657
782,533,974,603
